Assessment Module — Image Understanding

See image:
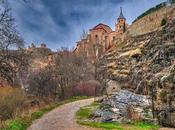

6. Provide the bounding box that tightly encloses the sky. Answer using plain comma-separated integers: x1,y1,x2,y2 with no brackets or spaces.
8,0,165,50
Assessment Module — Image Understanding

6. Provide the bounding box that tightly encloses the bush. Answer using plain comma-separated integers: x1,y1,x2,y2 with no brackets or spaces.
0,87,26,120
161,18,167,26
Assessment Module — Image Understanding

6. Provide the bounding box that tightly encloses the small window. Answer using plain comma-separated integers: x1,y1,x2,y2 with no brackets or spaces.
105,36,108,40
95,35,99,44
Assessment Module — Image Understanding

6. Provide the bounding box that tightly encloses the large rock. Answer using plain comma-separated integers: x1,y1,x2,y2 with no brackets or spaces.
106,80,121,95
94,90,152,123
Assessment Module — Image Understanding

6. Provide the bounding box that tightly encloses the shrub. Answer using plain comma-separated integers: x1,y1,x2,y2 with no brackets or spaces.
0,87,26,120
161,18,167,26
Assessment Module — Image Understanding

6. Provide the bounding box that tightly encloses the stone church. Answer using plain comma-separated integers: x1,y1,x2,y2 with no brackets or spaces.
74,7,129,60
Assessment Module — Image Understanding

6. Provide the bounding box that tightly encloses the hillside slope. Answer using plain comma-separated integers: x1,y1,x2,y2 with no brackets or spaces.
96,18,175,126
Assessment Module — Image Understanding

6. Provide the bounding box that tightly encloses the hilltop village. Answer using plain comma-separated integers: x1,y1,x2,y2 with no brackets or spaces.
1,0,175,129
73,0,175,61
74,7,128,60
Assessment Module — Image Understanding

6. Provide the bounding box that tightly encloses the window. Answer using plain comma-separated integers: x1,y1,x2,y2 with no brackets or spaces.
95,35,99,44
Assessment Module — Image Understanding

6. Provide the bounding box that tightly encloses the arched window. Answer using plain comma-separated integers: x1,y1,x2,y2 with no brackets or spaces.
95,35,99,44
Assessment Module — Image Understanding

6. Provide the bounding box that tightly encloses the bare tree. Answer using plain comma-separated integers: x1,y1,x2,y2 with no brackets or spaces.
80,29,88,39
54,49,94,99
0,5,24,85
27,67,57,98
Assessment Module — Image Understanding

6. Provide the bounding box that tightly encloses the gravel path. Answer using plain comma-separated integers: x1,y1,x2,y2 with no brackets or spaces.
28,98,100,130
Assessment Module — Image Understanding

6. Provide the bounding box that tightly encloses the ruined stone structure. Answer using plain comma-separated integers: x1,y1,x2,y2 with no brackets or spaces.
167,0,173,6
127,4,175,37
74,7,129,60
27,43,47,52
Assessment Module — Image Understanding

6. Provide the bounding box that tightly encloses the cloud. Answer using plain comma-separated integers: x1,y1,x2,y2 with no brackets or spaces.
8,0,166,50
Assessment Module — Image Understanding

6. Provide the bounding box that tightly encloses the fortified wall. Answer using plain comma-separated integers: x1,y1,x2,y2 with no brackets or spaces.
127,5,175,36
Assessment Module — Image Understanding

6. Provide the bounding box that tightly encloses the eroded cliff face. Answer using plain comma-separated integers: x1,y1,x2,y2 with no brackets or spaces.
96,19,175,126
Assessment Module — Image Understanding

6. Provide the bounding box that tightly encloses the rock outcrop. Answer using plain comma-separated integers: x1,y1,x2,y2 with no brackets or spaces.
96,18,175,127
94,90,153,123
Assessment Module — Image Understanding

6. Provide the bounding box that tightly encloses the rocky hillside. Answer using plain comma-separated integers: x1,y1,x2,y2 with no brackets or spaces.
96,18,175,127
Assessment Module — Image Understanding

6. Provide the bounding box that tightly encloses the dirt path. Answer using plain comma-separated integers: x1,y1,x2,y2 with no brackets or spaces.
28,98,100,130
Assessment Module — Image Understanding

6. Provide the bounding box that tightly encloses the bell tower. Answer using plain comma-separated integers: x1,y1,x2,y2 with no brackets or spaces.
115,7,126,34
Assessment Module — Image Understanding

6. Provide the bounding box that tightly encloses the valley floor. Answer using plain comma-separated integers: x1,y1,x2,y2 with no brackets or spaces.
27,98,100,130
27,98,175,130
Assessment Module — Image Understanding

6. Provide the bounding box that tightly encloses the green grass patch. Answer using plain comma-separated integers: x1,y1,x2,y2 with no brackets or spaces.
31,111,44,120
76,102,100,120
2,96,89,130
79,121,124,130
76,103,160,130
4,119,28,130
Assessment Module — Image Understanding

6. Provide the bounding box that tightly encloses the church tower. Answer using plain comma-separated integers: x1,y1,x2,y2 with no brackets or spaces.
115,7,126,34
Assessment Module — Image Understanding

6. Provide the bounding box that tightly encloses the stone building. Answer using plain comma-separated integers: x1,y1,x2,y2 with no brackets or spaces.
74,7,129,60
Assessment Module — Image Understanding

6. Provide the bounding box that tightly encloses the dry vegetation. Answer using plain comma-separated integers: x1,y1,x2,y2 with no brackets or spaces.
0,1,101,129
0,87,26,120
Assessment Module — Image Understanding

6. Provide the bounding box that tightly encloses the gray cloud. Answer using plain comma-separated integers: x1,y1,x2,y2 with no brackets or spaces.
8,0,165,50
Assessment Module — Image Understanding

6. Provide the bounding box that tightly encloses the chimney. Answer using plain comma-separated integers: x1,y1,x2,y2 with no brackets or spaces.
40,43,46,48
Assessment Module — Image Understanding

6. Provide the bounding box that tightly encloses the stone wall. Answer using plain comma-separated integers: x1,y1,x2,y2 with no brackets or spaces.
127,5,175,36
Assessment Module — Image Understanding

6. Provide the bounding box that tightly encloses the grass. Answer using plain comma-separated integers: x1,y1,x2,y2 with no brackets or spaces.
2,96,89,130
3,119,28,130
76,103,160,130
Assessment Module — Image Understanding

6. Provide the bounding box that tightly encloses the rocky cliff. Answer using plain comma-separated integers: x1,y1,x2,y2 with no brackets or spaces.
96,17,175,127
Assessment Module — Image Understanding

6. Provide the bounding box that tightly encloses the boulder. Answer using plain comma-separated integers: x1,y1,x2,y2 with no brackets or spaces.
93,90,152,123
